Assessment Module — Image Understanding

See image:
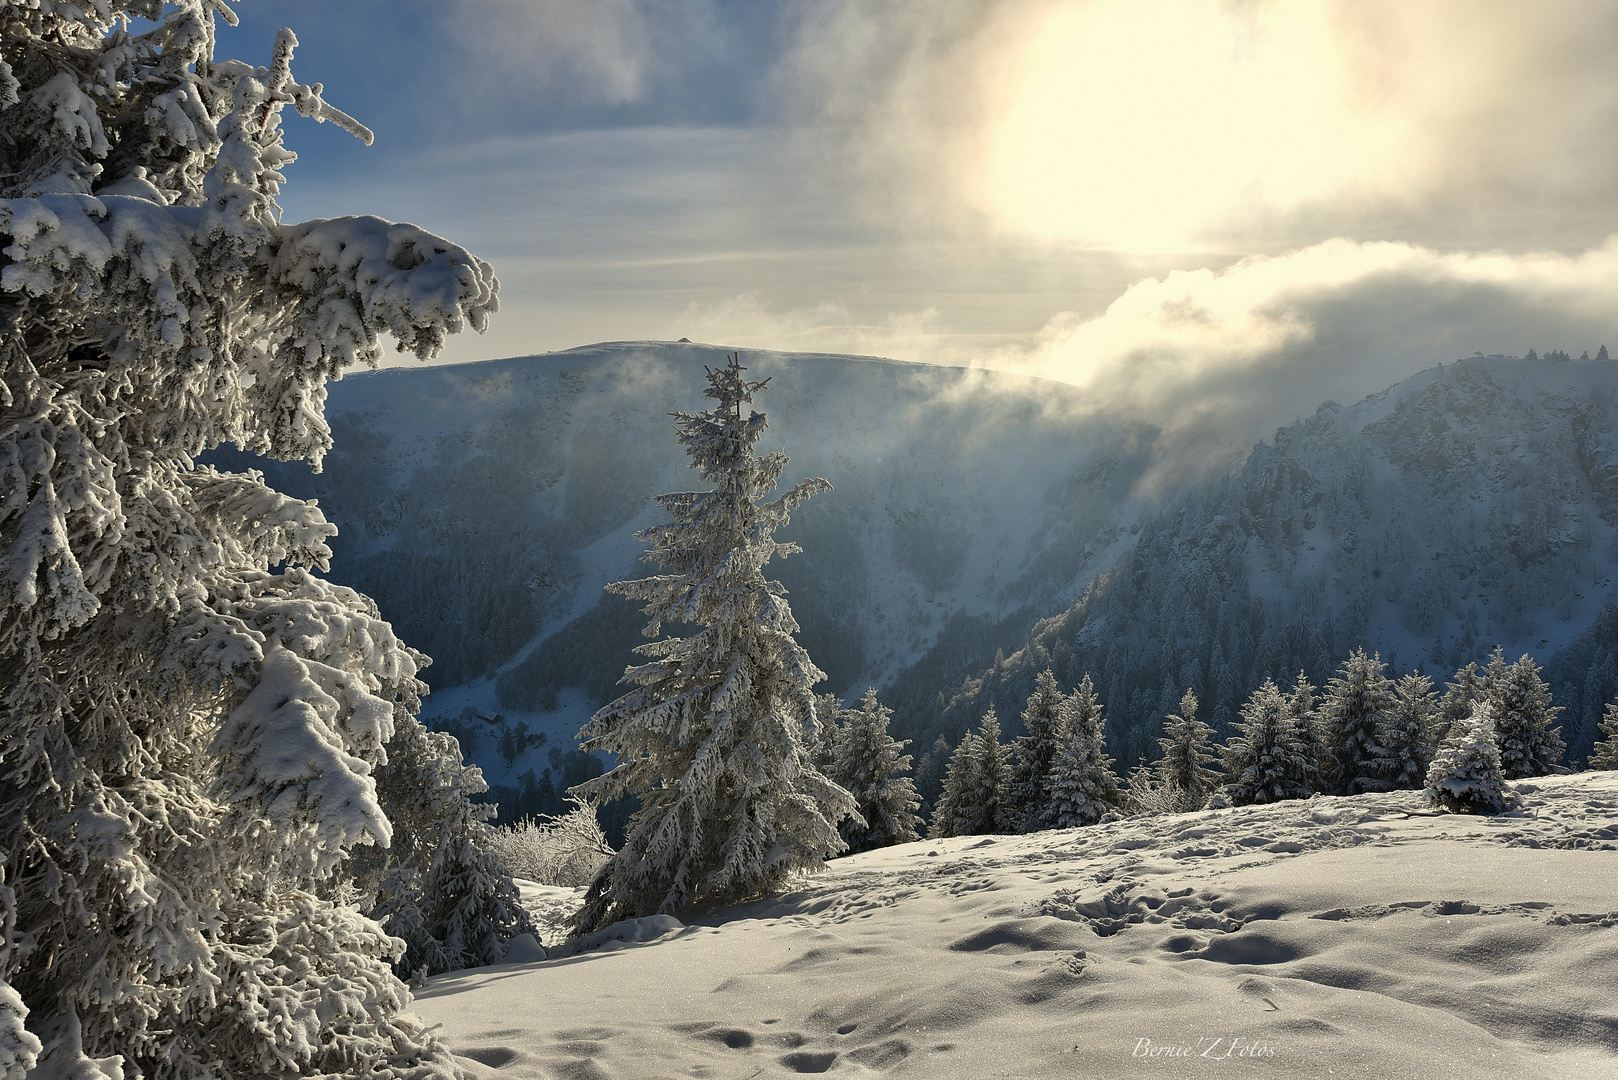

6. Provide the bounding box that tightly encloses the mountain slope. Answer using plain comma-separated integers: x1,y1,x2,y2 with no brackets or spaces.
217,341,1157,796
916,357,1618,785
222,347,1618,810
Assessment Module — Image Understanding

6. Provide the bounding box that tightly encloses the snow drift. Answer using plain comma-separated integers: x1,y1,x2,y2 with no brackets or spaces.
416,771,1618,1079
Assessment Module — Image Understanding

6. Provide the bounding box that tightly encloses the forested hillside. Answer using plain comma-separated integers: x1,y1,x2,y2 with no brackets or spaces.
900,357,1618,801
223,347,1618,821
217,340,1150,717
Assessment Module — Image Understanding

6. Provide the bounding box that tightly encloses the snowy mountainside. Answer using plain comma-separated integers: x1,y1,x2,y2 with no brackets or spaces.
914,356,1618,783
221,341,1153,792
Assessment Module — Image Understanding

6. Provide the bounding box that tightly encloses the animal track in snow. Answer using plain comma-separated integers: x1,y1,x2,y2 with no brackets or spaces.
1026,883,1245,937
1310,898,1618,927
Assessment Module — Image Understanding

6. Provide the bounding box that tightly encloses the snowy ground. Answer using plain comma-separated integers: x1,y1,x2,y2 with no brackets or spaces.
416,773,1618,1079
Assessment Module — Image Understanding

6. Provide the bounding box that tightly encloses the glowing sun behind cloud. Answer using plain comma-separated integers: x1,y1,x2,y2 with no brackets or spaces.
983,0,1395,250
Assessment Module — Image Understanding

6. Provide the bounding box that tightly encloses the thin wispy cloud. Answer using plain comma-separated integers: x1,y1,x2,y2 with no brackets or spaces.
447,0,658,106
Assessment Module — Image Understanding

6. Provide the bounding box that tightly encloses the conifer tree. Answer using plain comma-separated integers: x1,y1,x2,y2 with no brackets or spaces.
975,705,1012,831
1482,649,1565,778
808,691,846,774
1437,660,1486,745
1003,668,1067,832
1383,673,1438,791
1590,702,1618,770
1216,679,1318,805
1318,648,1396,795
832,689,922,853
1425,703,1512,814
0,865,40,1077
1124,754,1177,816
0,6,503,1076
914,734,951,820
571,358,856,934
1046,676,1123,827
1287,670,1329,792
928,730,985,839
1153,688,1221,812
360,718,532,977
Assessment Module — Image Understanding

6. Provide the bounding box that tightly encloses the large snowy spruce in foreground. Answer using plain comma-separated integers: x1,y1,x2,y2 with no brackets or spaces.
221,341,1150,705
417,772,1618,1079
571,357,854,932
0,3,509,1075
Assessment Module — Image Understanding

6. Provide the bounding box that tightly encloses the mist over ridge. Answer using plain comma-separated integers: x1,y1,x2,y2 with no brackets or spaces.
216,341,1618,816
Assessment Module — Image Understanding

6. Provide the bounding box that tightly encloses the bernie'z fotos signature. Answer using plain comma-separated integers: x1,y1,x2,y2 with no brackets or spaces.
1130,1036,1276,1061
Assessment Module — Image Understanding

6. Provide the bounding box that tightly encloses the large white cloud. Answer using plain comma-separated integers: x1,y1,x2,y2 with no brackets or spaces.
300,0,1618,471
680,236,1618,469
783,0,1618,253
1019,237,1618,432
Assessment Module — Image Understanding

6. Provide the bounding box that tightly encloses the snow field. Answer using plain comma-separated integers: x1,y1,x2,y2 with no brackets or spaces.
416,772,1618,1079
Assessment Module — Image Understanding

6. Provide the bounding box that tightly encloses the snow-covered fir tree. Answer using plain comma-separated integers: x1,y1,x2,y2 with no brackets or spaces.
1046,676,1123,827
570,358,856,934
1383,672,1438,791
1152,688,1221,812
914,734,951,820
1216,679,1319,806
928,729,985,839
1425,702,1513,814
1318,649,1396,795
809,691,846,773
1287,671,1316,720
1124,754,1177,816
928,706,1012,837
0,865,40,1078
1590,702,1618,770
1481,648,1565,779
360,718,532,978
0,6,504,1077
1437,659,1486,745
1003,668,1067,831
831,688,922,853
973,705,1012,832
1286,671,1329,792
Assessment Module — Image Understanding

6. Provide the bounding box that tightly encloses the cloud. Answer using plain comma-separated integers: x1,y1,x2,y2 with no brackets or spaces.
281,0,1618,478
682,236,1618,471
778,1,1618,253
429,0,782,130
993,236,1618,458
437,0,656,105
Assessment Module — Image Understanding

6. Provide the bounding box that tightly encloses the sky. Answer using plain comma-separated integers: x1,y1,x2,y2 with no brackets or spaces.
234,0,1618,450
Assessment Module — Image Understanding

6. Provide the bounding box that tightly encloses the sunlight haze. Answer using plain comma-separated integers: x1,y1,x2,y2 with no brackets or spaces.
233,0,1618,449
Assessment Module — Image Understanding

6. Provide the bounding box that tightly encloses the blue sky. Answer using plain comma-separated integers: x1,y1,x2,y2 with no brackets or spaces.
231,1,1618,447
224,2,1246,366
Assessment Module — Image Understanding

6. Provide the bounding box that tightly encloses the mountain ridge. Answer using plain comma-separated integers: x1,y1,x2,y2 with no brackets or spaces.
905,355,1618,799
214,345,1618,815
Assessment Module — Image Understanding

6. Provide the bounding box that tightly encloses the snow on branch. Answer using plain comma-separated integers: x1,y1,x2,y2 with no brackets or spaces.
212,645,392,872
270,215,499,366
